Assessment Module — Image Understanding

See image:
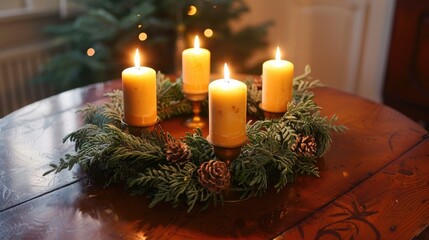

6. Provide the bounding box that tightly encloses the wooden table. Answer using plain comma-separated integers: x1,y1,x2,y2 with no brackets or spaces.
0,80,428,239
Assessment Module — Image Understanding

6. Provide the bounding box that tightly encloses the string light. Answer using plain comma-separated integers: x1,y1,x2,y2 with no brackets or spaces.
139,32,148,41
188,5,197,15
86,48,95,56
204,29,213,38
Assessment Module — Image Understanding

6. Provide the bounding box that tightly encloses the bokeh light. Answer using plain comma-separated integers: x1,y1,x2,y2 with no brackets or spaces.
204,29,213,38
86,48,95,56
188,5,197,15
139,32,148,41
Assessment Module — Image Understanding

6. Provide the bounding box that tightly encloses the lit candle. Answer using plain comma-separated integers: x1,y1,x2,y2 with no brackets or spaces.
208,64,247,147
182,35,211,94
261,47,294,113
122,49,157,126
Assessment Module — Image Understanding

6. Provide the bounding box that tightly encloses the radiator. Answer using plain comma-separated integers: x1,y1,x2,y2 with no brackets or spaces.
0,41,58,118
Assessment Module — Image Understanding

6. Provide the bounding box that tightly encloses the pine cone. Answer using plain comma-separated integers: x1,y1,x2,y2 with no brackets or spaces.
291,134,317,157
197,160,231,193
165,140,192,164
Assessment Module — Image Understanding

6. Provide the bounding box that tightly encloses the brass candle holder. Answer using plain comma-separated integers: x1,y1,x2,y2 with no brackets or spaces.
121,117,160,137
207,137,247,166
259,103,285,119
183,92,208,129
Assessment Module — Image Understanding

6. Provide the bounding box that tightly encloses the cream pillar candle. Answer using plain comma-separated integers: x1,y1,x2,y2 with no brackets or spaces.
208,64,247,147
261,47,294,113
122,49,157,126
182,36,211,94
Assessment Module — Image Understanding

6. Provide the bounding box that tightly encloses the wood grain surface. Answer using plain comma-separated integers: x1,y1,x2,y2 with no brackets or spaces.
279,138,429,240
0,80,428,239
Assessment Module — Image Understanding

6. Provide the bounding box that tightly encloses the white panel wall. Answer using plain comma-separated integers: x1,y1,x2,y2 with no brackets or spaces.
285,0,367,93
238,0,395,103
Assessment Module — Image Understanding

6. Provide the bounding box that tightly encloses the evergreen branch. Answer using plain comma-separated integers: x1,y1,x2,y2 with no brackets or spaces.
47,66,346,212
293,65,324,92
232,154,271,198
295,161,320,177
156,73,193,120
158,99,192,121
183,129,214,164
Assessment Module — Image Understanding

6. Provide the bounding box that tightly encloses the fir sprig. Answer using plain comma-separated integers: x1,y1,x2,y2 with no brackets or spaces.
45,66,346,212
156,73,193,120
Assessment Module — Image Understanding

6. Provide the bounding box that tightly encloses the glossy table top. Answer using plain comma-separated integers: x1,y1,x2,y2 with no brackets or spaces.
0,80,428,239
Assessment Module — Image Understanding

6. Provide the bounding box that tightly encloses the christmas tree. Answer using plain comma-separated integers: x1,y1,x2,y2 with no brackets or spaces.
34,0,271,91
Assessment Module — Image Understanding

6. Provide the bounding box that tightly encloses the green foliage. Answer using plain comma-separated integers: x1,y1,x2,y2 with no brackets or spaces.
45,67,346,212
155,74,193,120
34,0,271,91
77,73,192,125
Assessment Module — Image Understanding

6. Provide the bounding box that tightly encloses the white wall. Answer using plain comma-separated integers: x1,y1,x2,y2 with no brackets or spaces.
356,0,395,102
235,0,396,103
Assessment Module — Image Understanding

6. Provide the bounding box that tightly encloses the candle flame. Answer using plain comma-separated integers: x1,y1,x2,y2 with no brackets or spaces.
134,48,140,68
275,46,281,61
224,63,230,80
194,35,200,49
